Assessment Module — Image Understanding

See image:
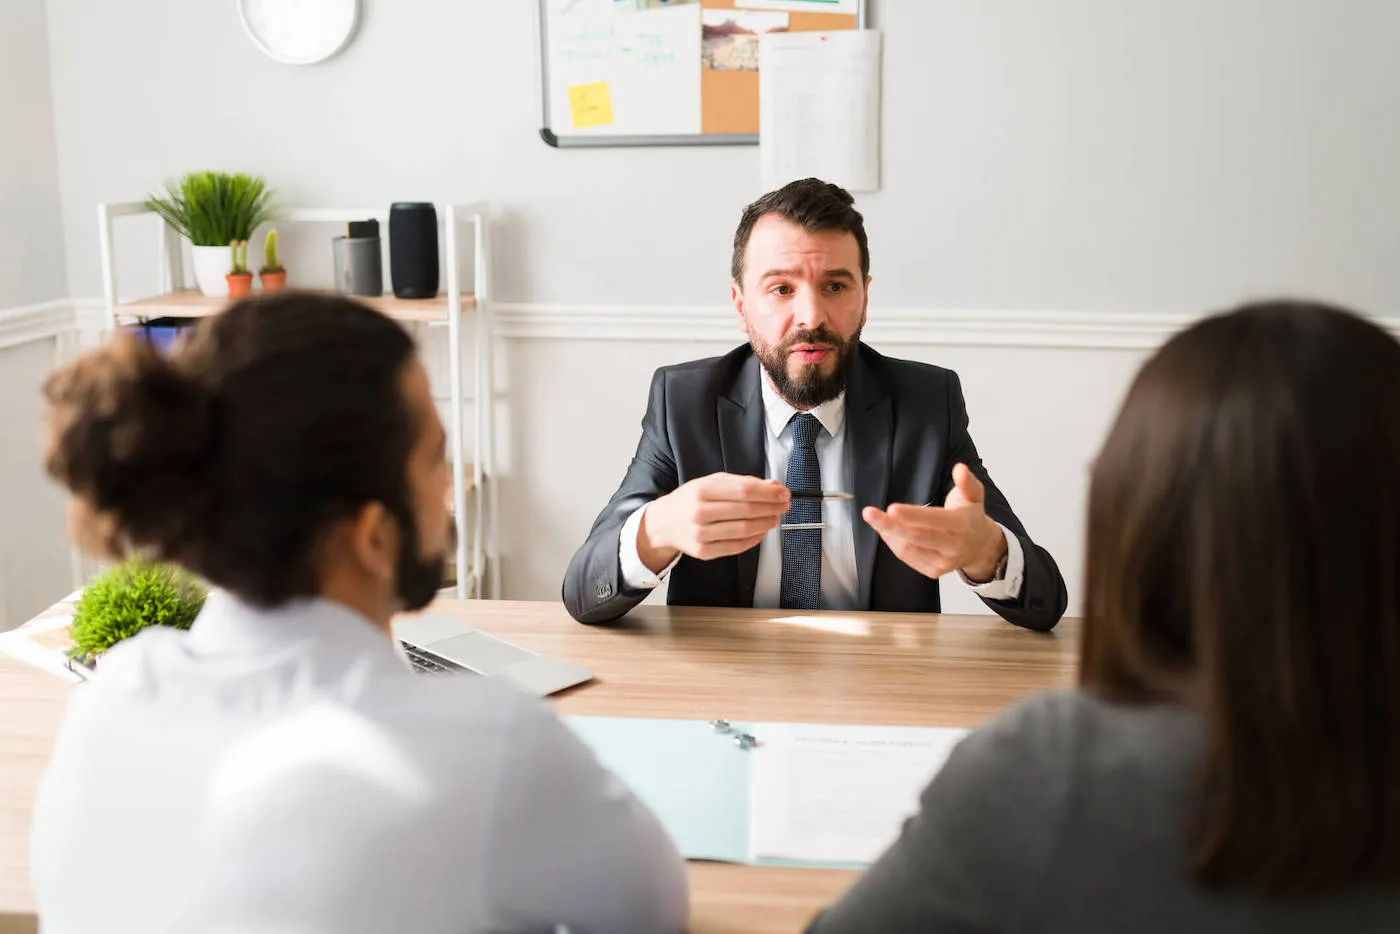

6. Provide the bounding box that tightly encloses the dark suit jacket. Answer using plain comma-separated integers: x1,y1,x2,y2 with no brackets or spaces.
562,344,1067,631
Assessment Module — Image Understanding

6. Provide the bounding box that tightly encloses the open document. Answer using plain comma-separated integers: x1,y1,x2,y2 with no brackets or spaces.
0,592,84,682
566,715,969,867
748,722,969,864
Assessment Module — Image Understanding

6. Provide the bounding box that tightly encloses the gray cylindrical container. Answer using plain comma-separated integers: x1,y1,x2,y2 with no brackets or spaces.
332,236,383,298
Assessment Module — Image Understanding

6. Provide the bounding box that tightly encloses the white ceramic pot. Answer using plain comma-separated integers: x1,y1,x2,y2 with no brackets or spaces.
190,244,232,298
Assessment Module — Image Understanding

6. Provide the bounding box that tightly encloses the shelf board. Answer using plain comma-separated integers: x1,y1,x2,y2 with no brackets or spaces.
115,289,475,324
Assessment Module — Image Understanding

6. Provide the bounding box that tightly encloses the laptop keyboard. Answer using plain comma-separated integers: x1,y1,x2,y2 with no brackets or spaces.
401,642,473,675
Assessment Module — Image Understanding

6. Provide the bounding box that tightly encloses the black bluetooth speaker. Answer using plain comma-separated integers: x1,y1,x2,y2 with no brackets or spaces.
389,202,440,299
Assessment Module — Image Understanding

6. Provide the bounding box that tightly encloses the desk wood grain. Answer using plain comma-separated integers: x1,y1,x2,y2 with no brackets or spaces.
0,659,66,934
0,601,1079,933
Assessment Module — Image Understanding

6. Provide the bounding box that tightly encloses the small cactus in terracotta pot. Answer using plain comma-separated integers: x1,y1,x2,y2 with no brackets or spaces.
225,240,253,299
259,228,286,294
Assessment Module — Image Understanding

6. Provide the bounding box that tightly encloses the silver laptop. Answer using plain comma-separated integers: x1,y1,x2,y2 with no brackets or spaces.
393,612,593,697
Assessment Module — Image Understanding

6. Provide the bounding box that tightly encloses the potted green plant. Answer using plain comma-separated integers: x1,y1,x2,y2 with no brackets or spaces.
226,240,253,298
67,558,207,673
145,171,275,299
259,227,286,293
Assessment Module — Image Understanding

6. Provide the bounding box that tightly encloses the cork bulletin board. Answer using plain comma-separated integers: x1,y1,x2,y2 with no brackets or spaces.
539,0,866,147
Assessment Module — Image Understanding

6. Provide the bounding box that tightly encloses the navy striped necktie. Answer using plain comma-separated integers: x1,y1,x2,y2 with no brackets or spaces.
780,413,822,610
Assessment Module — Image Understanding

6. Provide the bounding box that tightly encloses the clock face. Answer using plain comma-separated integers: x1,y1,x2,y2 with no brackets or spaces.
238,0,361,65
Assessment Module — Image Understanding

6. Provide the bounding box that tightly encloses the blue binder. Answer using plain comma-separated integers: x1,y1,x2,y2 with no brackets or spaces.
566,716,755,863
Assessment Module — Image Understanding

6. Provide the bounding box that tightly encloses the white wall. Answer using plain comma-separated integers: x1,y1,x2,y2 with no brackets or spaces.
46,0,1400,311
1,0,67,307
0,0,74,630
38,0,1400,613
0,340,74,631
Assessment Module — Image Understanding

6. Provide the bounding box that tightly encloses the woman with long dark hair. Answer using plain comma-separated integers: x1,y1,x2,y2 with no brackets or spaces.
807,301,1400,932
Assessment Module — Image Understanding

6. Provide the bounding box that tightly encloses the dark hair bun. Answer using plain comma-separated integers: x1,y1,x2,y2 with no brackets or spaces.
43,336,216,559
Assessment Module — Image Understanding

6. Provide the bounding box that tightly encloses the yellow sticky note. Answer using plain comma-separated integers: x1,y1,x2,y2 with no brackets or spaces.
569,81,615,130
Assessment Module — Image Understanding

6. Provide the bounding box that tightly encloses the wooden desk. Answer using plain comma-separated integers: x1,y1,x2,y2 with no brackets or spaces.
0,600,1080,933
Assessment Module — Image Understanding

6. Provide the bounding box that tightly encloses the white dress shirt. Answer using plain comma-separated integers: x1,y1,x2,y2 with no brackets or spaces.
30,590,687,934
619,375,1024,607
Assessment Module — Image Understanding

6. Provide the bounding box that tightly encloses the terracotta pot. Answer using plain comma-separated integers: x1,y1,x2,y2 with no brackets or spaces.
259,269,287,294
226,272,254,299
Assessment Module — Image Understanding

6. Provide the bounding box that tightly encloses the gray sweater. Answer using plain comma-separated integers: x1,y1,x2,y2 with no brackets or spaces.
806,690,1399,933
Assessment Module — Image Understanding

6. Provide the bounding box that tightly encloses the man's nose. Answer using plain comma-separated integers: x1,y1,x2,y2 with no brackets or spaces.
790,287,828,331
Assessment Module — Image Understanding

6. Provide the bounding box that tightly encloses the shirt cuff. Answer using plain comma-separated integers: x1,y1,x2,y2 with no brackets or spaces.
619,503,681,592
959,523,1025,602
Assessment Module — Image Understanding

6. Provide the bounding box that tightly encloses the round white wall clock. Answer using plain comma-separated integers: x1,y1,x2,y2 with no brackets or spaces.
238,0,361,65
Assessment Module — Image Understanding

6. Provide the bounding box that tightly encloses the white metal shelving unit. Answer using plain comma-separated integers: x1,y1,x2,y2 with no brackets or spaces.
95,201,497,599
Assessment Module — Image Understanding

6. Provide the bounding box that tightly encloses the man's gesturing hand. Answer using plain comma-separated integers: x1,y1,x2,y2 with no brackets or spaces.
637,473,791,573
862,464,1007,582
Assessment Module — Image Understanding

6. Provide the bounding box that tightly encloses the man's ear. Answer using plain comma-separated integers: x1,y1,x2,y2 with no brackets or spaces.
731,281,750,336
66,496,126,562
860,274,872,330
344,502,396,584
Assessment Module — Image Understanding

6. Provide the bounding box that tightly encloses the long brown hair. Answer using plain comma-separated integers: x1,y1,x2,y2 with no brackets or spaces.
1081,300,1400,893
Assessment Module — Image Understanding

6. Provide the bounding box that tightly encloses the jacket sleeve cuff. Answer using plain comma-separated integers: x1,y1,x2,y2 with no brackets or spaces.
959,522,1024,602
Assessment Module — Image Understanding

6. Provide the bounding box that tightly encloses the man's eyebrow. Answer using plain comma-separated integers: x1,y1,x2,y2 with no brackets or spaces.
758,268,799,280
757,267,859,281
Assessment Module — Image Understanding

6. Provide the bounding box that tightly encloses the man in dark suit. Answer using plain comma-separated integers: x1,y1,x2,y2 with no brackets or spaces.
563,179,1066,631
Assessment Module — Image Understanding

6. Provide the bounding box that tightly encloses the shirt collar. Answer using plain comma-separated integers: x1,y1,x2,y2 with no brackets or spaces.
759,370,847,441
186,588,395,661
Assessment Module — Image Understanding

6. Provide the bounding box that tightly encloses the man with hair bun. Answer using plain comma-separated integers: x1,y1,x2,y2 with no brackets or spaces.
32,293,688,934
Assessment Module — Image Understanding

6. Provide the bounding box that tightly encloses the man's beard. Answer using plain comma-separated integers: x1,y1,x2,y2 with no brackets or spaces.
394,507,447,612
752,325,862,409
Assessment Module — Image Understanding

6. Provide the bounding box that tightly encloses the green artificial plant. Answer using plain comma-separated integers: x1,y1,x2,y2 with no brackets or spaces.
145,171,275,247
68,558,207,665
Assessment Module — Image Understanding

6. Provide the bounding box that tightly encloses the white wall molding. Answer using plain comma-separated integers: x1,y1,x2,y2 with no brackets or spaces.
491,303,1197,349
492,303,1399,350
494,304,1400,349
67,298,1400,351
849,308,1195,350
71,299,106,333
0,299,76,350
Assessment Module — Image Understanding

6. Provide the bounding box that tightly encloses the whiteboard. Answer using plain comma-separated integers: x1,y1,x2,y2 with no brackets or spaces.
537,0,867,148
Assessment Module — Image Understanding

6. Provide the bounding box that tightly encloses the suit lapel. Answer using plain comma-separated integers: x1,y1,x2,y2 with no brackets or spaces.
718,353,766,606
848,348,891,609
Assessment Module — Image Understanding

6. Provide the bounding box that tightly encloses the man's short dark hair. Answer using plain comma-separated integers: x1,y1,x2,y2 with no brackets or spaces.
731,178,870,284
